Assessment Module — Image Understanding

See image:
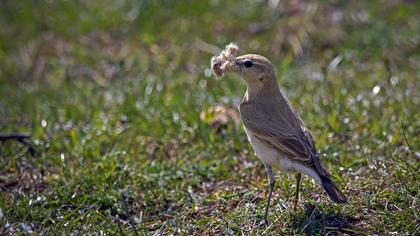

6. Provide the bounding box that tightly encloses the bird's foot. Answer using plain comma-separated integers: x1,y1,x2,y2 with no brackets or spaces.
258,219,269,228
279,200,288,210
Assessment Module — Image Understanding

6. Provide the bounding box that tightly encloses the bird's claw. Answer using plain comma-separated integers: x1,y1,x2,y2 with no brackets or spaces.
258,219,269,228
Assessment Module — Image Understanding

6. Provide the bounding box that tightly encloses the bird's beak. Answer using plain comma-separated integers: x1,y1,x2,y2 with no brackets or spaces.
224,58,241,74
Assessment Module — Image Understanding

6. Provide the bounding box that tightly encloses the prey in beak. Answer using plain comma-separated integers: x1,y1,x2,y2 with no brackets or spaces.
210,43,240,79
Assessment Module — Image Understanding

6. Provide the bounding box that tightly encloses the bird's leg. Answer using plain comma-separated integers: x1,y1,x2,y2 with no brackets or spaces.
294,173,302,210
263,165,275,225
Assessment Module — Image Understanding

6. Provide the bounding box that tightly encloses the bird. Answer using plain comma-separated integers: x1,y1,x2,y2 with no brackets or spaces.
212,51,347,225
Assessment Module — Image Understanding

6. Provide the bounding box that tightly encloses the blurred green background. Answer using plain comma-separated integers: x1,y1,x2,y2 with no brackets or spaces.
0,0,419,234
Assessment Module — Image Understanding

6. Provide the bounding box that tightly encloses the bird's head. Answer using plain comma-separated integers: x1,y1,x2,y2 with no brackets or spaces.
211,44,279,99
229,54,275,83
226,54,278,98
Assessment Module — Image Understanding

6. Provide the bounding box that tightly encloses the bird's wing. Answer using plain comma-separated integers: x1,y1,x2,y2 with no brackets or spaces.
239,102,329,177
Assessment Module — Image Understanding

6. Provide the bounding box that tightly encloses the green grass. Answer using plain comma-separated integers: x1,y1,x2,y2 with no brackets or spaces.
0,0,419,234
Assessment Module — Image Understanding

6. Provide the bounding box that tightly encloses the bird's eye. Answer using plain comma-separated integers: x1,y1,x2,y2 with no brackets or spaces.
244,61,253,68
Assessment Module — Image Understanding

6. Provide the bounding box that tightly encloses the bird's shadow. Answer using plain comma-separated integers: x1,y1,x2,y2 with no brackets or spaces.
289,203,362,235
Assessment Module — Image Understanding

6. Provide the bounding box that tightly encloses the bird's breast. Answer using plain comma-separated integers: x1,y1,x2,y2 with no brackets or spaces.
244,128,295,173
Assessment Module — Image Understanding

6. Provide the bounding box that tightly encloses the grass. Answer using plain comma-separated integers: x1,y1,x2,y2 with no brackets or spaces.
0,0,419,234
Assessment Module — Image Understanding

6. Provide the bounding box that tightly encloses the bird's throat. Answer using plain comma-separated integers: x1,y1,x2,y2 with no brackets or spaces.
244,85,263,102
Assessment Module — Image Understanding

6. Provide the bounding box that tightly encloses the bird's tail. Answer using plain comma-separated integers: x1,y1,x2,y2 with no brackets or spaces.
320,176,347,203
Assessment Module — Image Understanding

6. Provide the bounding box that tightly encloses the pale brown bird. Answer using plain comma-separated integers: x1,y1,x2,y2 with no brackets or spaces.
211,50,346,225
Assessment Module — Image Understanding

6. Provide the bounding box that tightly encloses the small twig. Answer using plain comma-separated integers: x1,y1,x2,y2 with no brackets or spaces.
195,39,222,55
400,120,417,159
324,226,367,235
221,217,232,234
115,215,124,235
300,206,317,233
0,133,31,142
0,133,36,156
322,210,326,235
120,192,139,236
